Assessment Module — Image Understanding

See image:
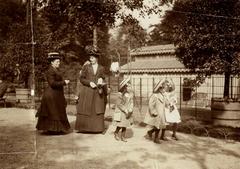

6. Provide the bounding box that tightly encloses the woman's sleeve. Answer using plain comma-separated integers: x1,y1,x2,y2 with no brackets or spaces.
80,66,91,86
46,70,65,88
99,66,106,79
75,71,82,96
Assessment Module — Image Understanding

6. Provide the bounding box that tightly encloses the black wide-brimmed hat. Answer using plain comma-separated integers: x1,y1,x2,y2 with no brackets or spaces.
47,52,61,60
85,45,100,57
88,49,100,57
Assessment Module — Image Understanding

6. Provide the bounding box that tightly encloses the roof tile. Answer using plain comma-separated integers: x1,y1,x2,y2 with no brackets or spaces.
131,44,175,56
121,59,187,73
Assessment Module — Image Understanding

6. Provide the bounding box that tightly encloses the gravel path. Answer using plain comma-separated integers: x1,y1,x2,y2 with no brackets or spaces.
0,108,239,169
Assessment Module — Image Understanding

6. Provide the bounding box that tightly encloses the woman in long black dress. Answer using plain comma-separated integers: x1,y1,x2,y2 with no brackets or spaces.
75,49,108,133
36,52,70,134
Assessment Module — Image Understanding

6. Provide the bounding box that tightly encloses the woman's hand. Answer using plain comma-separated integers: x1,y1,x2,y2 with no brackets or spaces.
90,82,97,88
97,78,103,85
74,95,79,100
65,80,70,84
74,95,79,103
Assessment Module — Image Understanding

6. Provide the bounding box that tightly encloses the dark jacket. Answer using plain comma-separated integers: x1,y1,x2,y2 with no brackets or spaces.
36,66,67,120
77,64,107,115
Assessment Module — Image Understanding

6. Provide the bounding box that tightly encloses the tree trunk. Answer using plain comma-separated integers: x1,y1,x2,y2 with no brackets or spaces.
93,26,97,49
223,72,230,98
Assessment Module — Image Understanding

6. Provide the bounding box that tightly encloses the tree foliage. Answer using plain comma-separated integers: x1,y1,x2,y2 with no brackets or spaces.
148,23,174,45
160,0,240,97
0,0,169,85
0,0,52,86
109,16,148,66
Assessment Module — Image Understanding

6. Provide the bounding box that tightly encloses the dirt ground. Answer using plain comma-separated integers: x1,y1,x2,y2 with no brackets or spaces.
0,108,240,169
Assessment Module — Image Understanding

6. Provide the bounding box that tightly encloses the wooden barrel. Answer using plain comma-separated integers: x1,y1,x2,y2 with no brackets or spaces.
211,99,240,128
15,88,31,103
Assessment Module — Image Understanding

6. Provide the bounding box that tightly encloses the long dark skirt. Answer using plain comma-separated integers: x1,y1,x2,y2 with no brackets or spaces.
36,117,70,132
75,113,104,133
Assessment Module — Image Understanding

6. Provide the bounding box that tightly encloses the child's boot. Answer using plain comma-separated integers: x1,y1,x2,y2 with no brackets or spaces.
121,129,127,142
114,127,121,141
172,123,179,140
160,129,169,141
153,129,161,144
147,128,155,140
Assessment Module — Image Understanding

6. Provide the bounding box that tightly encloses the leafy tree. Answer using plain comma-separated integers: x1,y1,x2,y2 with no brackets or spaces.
109,16,148,66
0,0,28,83
38,0,167,65
0,0,170,84
0,0,52,86
148,24,174,45
160,0,240,98
38,0,119,65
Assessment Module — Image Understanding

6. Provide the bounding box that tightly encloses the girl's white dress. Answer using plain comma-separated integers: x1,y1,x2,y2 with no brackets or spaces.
165,92,181,123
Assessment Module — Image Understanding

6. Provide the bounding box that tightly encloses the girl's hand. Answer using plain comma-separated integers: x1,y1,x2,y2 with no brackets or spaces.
126,112,132,119
150,112,158,117
170,105,175,112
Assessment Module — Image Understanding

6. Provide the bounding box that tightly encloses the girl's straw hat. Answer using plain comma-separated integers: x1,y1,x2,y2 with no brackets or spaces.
119,77,131,91
153,78,169,93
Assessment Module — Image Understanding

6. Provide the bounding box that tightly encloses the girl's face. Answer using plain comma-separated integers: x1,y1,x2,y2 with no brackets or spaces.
165,84,170,92
89,56,97,64
51,59,60,68
126,83,132,92
160,83,168,93
121,83,131,93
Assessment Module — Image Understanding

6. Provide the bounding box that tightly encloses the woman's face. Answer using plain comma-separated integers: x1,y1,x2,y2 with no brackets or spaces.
89,56,97,65
51,59,60,68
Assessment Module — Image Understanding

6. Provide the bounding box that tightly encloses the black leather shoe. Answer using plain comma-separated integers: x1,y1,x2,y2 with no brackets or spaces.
114,132,120,141
160,137,169,141
172,135,179,141
153,139,161,144
121,136,127,142
147,131,153,140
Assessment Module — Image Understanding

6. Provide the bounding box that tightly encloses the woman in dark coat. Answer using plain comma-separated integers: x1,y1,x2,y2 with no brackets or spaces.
75,49,107,133
36,52,70,134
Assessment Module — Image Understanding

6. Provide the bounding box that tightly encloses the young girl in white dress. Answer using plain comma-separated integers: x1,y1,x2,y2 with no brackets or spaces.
165,79,181,140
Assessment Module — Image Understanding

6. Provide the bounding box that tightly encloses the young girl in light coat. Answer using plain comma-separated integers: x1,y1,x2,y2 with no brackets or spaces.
113,78,134,142
144,79,170,144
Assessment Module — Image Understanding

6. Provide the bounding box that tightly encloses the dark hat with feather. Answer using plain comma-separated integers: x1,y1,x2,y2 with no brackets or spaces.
47,52,61,61
85,46,100,57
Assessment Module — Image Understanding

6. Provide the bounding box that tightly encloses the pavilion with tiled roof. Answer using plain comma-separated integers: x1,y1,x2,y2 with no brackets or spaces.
119,44,230,105
120,44,191,74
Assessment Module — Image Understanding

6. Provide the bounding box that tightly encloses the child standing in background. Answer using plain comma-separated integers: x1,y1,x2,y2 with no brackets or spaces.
113,78,134,142
165,78,181,140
